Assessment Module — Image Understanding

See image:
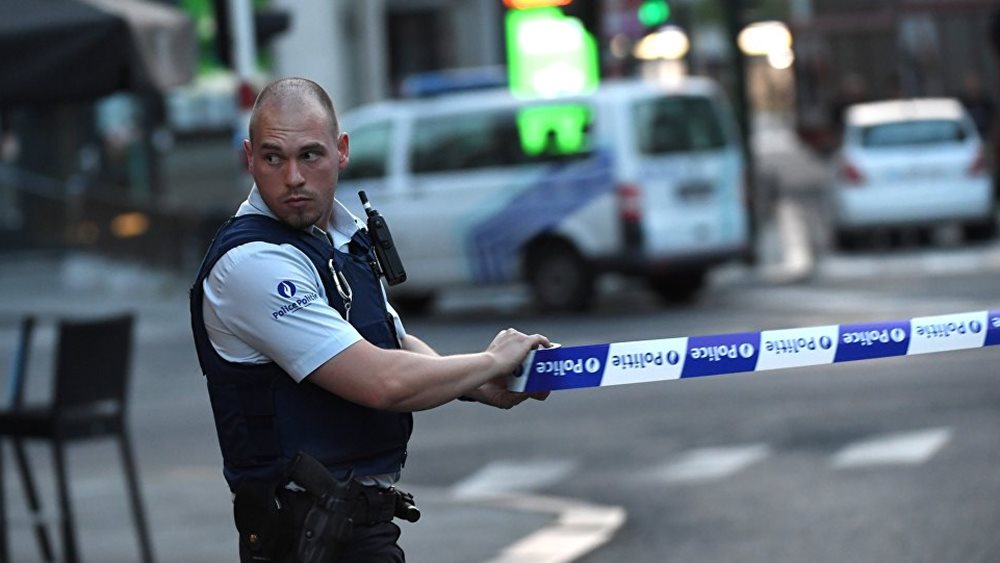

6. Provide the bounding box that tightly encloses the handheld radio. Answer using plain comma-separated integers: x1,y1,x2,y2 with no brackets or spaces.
358,191,407,286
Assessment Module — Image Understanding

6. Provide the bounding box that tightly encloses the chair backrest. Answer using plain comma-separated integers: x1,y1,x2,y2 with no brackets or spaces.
7,315,35,409
53,313,134,413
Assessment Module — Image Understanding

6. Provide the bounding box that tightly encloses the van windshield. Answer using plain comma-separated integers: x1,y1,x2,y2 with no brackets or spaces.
411,104,594,174
633,96,726,154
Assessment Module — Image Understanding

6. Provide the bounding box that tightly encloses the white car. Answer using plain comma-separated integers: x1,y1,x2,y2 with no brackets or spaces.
830,98,996,247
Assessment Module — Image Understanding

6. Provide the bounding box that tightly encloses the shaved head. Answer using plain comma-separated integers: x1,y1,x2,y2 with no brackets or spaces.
248,77,339,143
242,77,350,231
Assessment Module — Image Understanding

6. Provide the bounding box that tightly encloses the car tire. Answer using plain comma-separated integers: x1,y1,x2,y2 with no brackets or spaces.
963,219,997,242
526,241,594,312
646,270,706,304
834,229,863,251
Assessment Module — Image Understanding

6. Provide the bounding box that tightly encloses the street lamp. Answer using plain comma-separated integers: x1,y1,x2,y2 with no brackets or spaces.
737,21,794,70
633,25,689,61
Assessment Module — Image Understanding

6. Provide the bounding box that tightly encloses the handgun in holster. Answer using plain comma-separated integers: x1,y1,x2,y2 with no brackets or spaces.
286,452,360,563
286,452,421,563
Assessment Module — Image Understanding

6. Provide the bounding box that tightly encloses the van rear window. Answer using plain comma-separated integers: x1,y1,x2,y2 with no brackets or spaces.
633,96,726,154
859,120,967,147
411,104,594,174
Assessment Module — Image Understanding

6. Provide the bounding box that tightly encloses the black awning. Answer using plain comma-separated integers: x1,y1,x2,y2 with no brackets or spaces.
0,0,196,105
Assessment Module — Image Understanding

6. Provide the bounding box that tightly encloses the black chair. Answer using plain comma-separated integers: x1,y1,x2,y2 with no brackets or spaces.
0,316,54,562
0,314,154,563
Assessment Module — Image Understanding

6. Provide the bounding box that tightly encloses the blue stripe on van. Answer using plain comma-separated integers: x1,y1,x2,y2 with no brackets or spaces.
466,150,615,283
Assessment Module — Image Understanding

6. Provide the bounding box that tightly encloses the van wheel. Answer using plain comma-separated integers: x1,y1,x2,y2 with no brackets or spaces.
526,241,594,312
390,293,436,316
646,271,705,304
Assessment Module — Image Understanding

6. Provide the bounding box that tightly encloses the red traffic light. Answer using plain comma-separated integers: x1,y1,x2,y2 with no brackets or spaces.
503,0,572,9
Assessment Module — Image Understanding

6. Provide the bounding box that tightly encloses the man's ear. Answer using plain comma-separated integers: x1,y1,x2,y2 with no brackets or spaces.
242,138,253,173
337,132,350,170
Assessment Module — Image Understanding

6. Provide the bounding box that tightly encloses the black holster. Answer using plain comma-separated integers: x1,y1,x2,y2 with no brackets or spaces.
234,453,421,563
288,453,361,563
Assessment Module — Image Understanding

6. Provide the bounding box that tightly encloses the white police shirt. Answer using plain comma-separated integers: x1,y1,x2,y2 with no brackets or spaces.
202,185,407,382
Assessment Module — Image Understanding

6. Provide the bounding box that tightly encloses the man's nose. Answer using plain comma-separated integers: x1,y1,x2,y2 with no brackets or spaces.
285,160,305,187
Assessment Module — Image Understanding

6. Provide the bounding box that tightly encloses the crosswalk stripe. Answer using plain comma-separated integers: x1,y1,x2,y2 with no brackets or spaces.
650,444,771,485
831,427,952,468
450,428,955,499
451,459,578,499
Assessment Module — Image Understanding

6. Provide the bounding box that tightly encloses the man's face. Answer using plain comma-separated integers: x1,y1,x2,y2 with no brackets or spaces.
243,100,349,230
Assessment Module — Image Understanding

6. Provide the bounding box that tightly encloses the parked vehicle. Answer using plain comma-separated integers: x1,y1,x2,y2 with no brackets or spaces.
339,77,750,312
830,98,996,248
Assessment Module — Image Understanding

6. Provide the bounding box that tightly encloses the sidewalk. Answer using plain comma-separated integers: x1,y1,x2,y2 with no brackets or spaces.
0,253,619,563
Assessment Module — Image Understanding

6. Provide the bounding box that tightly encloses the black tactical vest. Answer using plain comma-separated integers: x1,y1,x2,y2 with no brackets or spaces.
190,214,412,491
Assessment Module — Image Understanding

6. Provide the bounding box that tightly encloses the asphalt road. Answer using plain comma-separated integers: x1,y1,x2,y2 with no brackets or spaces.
401,241,1000,563
1,208,998,562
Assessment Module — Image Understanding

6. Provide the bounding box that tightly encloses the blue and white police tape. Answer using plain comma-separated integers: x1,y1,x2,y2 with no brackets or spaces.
507,310,1000,393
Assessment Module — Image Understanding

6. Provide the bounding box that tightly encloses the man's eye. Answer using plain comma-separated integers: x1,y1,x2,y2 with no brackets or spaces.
302,151,320,162
264,154,281,164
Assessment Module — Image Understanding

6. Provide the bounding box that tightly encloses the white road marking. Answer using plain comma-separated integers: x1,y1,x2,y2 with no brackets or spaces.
451,459,577,499
651,444,771,485
832,427,952,468
482,494,626,563
445,459,625,563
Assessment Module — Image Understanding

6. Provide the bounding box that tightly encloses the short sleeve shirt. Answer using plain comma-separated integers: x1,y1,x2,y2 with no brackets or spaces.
202,186,407,382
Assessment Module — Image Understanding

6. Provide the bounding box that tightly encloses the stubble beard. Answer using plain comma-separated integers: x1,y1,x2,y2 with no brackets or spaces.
280,207,322,231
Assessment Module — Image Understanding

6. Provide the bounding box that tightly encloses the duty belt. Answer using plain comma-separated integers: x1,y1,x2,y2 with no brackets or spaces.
349,486,408,526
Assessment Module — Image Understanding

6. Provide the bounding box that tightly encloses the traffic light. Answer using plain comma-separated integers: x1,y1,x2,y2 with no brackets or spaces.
561,0,600,39
637,0,670,29
502,0,571,7
991,7,1000,57
254,8,291,47
212,1,291,68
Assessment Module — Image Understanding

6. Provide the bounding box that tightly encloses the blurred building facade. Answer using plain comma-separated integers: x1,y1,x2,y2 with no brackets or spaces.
31,0,988,268
266,0,677,111
269,0,505,111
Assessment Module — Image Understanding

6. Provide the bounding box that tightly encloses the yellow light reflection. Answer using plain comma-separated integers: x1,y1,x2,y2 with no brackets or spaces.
110,212,150,239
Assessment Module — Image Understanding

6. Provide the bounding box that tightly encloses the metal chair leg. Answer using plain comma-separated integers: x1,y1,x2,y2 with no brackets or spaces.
0,439,9,563
12,439,54,561
52,442,78,563
118,433,154,562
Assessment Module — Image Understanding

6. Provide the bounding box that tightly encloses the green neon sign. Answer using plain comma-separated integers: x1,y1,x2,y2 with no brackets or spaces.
505,7,599,155
505,7,599,99
517,104,592,157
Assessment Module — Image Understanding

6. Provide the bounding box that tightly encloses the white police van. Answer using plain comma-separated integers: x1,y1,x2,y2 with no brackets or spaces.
340,77,749,312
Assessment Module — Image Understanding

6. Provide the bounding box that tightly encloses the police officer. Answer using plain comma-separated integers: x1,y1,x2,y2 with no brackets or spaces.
190,77,550,562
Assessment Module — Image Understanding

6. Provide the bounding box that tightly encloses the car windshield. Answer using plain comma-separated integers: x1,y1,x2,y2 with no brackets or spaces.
634,96,726,154
860,119,967,147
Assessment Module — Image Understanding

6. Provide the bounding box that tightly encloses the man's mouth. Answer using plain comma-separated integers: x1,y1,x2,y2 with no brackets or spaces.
285,195,312,207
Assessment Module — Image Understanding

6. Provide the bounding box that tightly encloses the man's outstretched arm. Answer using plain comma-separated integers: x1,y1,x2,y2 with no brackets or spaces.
306,328,550,412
